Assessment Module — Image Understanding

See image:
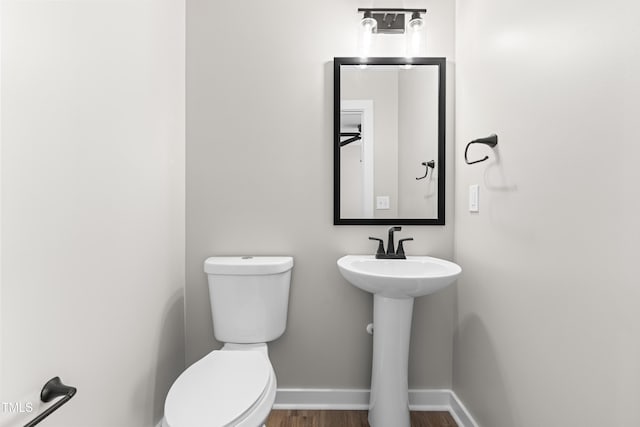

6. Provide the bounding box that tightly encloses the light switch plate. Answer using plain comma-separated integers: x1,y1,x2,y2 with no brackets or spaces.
469,184,479,212
376,196,390,210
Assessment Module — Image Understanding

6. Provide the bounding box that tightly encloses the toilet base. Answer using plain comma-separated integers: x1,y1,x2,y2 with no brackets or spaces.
163,344,276,427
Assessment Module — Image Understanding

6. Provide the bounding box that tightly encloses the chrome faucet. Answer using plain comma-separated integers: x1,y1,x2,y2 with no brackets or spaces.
369,226,413,259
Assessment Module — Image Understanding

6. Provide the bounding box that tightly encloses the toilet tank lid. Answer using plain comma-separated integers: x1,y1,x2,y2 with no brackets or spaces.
204,256,293,275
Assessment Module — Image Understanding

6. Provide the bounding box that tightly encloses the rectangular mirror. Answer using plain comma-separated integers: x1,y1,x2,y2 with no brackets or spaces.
333,57,446,225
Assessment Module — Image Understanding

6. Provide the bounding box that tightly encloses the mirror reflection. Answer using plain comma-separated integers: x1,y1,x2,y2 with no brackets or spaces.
334,58,446,225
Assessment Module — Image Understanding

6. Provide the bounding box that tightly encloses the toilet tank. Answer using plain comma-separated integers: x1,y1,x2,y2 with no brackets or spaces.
204,256,293,344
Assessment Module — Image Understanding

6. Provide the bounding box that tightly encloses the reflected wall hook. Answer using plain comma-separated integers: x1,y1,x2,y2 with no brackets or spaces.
464,134,498,165
340,124,362,147
339,133,361,147
416,160,435,180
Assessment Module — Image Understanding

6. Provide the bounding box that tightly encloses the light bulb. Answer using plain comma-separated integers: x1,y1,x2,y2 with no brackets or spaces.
405,12,424,58
359,11,377,59
361,11,378,33
407,12,424,32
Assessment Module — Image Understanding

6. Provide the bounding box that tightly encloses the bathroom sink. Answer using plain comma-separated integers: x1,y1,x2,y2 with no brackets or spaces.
337,255,461,298
337,254,462,426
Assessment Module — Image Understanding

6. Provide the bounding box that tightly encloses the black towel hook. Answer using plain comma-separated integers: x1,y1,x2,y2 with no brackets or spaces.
416,160,435,180
464,134,498,165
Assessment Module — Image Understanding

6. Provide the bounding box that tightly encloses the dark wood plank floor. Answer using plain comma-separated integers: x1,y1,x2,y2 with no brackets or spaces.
267,410,458,427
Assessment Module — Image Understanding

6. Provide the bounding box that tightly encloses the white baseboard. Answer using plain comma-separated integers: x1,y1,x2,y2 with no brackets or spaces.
274,388,370,410
448,390,478,427
274,388,478,427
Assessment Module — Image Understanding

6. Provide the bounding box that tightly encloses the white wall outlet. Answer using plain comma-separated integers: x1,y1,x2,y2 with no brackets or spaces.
469,184,479,212
376,196,390,210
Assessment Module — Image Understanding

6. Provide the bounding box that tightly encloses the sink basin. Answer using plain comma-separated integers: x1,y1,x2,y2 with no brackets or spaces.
337,254,461,427
337,255,461,298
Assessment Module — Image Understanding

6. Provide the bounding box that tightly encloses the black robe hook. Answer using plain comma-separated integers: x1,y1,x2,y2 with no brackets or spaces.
464,134,498,165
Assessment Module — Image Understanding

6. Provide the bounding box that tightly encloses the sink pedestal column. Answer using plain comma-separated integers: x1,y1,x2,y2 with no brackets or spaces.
368,294,414,427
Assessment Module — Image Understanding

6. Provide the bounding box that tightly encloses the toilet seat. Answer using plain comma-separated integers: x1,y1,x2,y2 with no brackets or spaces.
164,350,272,427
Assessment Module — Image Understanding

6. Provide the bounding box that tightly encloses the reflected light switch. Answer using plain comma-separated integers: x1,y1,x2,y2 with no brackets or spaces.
376,196,390,210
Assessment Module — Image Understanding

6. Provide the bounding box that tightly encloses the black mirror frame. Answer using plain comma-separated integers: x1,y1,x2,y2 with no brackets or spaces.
333,57,446,225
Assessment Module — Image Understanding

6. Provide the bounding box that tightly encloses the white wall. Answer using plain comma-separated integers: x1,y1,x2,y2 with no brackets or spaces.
0,1,185,426
454,0,640,425
186,0,456,390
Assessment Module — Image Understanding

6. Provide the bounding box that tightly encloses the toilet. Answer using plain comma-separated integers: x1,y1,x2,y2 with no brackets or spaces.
163,256,293,427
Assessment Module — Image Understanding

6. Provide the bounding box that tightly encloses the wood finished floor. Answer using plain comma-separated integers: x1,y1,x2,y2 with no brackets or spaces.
266,410,458,427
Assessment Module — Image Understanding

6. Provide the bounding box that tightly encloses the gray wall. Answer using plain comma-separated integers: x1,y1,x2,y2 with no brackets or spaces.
398,67,440,218
186,0,456,389
454,0,640,425
342,69,399,218
0,1,185,426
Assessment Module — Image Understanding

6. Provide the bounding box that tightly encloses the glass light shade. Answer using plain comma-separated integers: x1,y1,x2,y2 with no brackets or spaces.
405,14,424,58
361,16,378,33
407,16,424,32
359,15,377,59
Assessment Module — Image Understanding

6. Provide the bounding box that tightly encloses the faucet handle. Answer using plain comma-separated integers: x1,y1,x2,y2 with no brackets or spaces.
397,238,414,257
368,237,385,256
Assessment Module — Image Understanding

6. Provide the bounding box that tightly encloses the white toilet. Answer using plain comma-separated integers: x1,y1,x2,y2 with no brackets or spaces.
163,256,293,427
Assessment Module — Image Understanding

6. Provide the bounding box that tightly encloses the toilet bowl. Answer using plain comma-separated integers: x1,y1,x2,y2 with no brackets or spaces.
163,344,276,427
163,256,293,427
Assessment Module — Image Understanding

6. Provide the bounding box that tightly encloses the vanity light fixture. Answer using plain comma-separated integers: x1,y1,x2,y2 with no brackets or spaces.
358,8,426,34
357,8,427,58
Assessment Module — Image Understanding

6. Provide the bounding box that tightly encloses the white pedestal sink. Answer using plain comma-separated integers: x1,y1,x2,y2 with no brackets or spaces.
337,255,461,427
